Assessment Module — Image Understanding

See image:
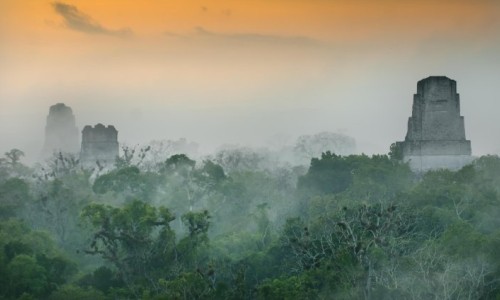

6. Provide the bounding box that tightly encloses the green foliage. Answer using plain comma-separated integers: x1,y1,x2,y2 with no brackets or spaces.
257,275,316,299
5,145,500,299
182,210,211,238
158,271,213,299
474,155,500,183
298,152,353,195
93,166,160,201
388,142,403,161
439,222,491,258
298,152,412,199
81,200,214,296
199,160,226,185
0,149,31,181
78,266,123,293
293,132,356,162
0,220,61,259
213,147,265,173
7,254,49,298
0,220,77,299
48,285,106,300
33,178,89,246
81,201,176,276
175,210,211,270
163,154,196,175
115,145,151,169
0,178,31,219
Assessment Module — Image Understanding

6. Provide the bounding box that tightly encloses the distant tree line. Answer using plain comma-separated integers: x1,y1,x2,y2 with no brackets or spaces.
1,144,500,299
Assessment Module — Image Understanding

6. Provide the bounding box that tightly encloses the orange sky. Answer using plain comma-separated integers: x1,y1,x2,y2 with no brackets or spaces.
2,0,498,43
1,0,500,159
2,0,498,94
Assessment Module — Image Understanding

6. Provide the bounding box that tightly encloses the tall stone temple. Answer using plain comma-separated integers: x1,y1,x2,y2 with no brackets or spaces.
395,76,472,171
80,124,119,165
42,103,79,157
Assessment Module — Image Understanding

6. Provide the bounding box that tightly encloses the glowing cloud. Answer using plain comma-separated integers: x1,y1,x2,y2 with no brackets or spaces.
52,2,132,37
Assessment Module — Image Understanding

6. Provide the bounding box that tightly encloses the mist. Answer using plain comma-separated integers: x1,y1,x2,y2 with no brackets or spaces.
2,55,500,162
2,0,500,161
2,1,500,299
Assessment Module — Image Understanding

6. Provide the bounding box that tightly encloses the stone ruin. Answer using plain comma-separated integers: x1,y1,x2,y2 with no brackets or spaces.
80,124,119,165
394,76,472,172
41,103,79,157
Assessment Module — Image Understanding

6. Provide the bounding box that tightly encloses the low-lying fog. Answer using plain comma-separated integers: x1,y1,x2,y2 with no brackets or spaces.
1,69,499,164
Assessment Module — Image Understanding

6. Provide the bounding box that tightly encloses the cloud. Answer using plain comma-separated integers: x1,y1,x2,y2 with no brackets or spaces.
52,2,132,37
166,26,321,47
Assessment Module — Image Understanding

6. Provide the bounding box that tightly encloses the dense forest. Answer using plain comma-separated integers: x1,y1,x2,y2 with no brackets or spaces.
1,141,500,299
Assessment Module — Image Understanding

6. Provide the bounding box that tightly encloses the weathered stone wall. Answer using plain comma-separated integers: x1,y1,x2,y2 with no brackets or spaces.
42,103,79,157
405,155,473,171
397,76,472,172
402,140,471,156
80,124,119,165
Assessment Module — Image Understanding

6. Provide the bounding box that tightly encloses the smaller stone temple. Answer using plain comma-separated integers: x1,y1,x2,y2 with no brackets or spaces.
42,103,79,157
80,124,119,165
394,76,472,171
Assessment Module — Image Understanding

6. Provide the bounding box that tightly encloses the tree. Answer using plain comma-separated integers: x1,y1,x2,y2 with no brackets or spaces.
199,160,226,185
280,200,421,300
82,200,176,295
4,149,25,167
160,154,204,212
115,144,153,170
257,275,316,299
0,220,77,299
175,210,212,271
293,132,356,164
34,179,83,245
163,154,196,175
213,146,266,173
82,200,212,297
48,285,106,300
0,149,30,179
7,254,48,298
332,202,421,300
0,178,31,219
139,139,200,171
298,151,354,195
78,266,123,294
388,142,403,161
299,153,412,201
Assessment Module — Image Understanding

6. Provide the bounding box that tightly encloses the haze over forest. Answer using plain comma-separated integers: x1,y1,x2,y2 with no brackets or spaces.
4,2,500,299
2,0,500,161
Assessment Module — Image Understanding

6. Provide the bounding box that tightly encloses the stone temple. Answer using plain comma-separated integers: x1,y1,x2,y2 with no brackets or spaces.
395,76,472,171
80,124,119,165
42,103,79,157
